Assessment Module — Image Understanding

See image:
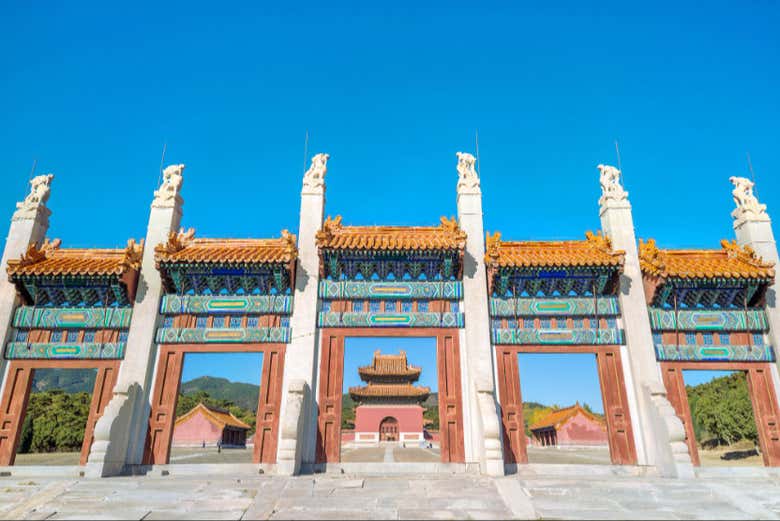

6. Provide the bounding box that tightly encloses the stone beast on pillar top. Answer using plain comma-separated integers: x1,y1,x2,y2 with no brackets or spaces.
598,164,628,208
152,164,184,209
302,153,329,194
13,174,54,222
456,152,480,194
730,176,769,227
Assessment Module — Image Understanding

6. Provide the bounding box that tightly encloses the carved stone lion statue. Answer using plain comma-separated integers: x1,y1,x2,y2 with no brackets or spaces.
456,152,480,193
302,153,329,192
17,174,54,210
13,174,54,220
729,176,767,222
597,164,628,205
152,164,185,207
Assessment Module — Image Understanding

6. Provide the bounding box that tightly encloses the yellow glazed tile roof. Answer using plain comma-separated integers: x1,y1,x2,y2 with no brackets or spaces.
485,231,624,269
349,383,431,399
155,228,297,265
316,216,466,251
639,239,775,280
529,403,605,431
357,350,422,379
7,239,143,278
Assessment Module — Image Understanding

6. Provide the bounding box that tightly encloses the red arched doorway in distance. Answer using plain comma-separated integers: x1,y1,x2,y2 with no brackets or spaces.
379,416,399,441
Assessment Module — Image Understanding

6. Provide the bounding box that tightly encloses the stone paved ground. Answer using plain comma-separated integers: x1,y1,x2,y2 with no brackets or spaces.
2,471,780,520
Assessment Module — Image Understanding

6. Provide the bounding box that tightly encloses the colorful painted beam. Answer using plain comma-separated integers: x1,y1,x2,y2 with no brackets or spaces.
160,295,292,315
5,342,126,360
317,311,464,328
648,308,769,331
155,327,291,344
489,297,620,317
13,306,133,329
654,343,775,362
491,328,624,345
318,281,463,300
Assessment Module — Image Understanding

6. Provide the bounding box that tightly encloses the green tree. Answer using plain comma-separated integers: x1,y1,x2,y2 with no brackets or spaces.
687,373,757,446
18,390,92,454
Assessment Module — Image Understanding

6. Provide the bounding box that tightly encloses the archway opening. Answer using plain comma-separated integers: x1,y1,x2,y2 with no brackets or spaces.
14,368,97,466
379,416,399,441
682,370,762,467
518,353,610,465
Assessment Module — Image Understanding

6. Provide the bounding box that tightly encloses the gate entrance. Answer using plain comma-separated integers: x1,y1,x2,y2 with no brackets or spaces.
143,344,285,465
316,328,465,464
661,362,780,467
496,345,637,466
379,417,399,442
0,360,119,466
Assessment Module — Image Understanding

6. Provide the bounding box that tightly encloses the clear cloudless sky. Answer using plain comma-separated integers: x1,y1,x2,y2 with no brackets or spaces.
1,3,777,397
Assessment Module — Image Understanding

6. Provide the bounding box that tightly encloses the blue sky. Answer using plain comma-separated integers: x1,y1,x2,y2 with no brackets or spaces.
518,353,604,413
1,2,778,249
2,4,776,414
181,352,264,386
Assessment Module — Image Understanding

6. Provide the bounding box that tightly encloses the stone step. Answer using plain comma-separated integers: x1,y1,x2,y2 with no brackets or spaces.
509,463,660,478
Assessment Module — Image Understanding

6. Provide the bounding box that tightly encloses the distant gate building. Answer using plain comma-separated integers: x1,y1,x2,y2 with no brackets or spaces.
349,350,430,444
529,404,608,447
172,403,251,448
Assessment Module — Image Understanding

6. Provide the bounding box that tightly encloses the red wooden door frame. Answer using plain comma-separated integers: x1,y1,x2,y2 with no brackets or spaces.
143,343,286,465
316,327,465,464
660,361,780,467
495,344,638,465
0,359,120,466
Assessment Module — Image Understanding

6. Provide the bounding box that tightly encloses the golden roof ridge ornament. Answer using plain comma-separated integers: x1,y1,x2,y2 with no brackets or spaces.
122,239,145,271
720,239,773,268
730,176,768,226
156,227,196,256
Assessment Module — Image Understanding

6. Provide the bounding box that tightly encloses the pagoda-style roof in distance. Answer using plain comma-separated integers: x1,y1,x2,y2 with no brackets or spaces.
350,349,430,403
639,239,774,281
316,216,466,252
357,350,422,382
174,402,251,431
155,228,298,295
639,239,775,308
529,403,605,432
349,383,430,400
485,231,624,270
7,238,143,306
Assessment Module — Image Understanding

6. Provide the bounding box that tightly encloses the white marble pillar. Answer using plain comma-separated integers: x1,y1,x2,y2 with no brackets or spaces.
85,165,184,477
454,153,504,476
0,175,54,410
276,154,328,474
597,164,694,478
730,177,780,375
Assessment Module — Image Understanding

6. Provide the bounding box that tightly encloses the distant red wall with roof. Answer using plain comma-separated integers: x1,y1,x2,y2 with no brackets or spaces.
172,411,222,446
354,405,424,434
558,411,608,445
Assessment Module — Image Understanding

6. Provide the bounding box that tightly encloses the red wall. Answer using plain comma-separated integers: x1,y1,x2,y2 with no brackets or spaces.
557,412,608,446
172,413,222,446
354,405,424,434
